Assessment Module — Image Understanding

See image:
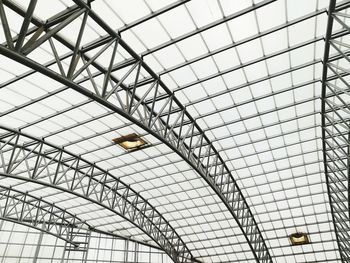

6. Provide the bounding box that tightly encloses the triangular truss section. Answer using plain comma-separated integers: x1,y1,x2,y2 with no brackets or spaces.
0,125,194,263
321,1,350,262
0,1,274,262
0,185,90,248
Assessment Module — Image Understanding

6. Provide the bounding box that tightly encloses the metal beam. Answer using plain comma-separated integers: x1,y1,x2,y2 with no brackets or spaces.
135,8,327,85
14,0,37,51
321,0,350,262
140,0,276,56
0,39,322,140
60,0,275,60
0,1,273,262
0,184,90,248
118,0,190,33
0,125,195,263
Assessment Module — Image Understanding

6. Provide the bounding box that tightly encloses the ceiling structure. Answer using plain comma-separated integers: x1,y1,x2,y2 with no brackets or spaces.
0,0,349,263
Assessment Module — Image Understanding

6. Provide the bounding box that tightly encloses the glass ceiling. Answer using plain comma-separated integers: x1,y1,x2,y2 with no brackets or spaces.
0,0,348,262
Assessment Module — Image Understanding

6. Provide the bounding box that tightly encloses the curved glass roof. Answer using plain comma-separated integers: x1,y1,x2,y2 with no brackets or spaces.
0,0,349,262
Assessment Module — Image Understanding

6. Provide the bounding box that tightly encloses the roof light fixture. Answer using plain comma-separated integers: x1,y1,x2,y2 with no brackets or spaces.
289,232,309,246
112,133,147,150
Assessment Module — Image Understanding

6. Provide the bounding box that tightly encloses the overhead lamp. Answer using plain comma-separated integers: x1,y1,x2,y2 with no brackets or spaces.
112,133,147,150
289,232,309,246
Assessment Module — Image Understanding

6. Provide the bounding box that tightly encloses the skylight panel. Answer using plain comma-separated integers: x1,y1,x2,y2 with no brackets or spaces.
0,0,344,262
244,61,269,81
133,19,170,49
177,34,208,60
158,5,195,39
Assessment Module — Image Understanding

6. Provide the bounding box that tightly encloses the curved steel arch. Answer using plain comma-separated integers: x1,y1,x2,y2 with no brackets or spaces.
0,126,195,263
321,0,350,262
0,184,90,247
0,1,272,262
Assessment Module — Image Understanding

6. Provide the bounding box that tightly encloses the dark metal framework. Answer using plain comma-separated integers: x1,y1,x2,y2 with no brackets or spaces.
321,0,350,262
0,223,171,263
0,184,90,248
0,125,194,263
0,0,274,262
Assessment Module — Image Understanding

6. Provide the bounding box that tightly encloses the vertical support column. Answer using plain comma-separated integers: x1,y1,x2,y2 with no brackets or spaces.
60,241,68,263
82,231,91,263
124,239,129,263
0,222,13,263
135,242,139,263
32,231,44,263
18,228,31,259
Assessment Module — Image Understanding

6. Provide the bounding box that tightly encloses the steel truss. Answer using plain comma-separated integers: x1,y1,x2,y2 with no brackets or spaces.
0,1,273,262
0,125,194,263
0,184,90,249
321,0,350,262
